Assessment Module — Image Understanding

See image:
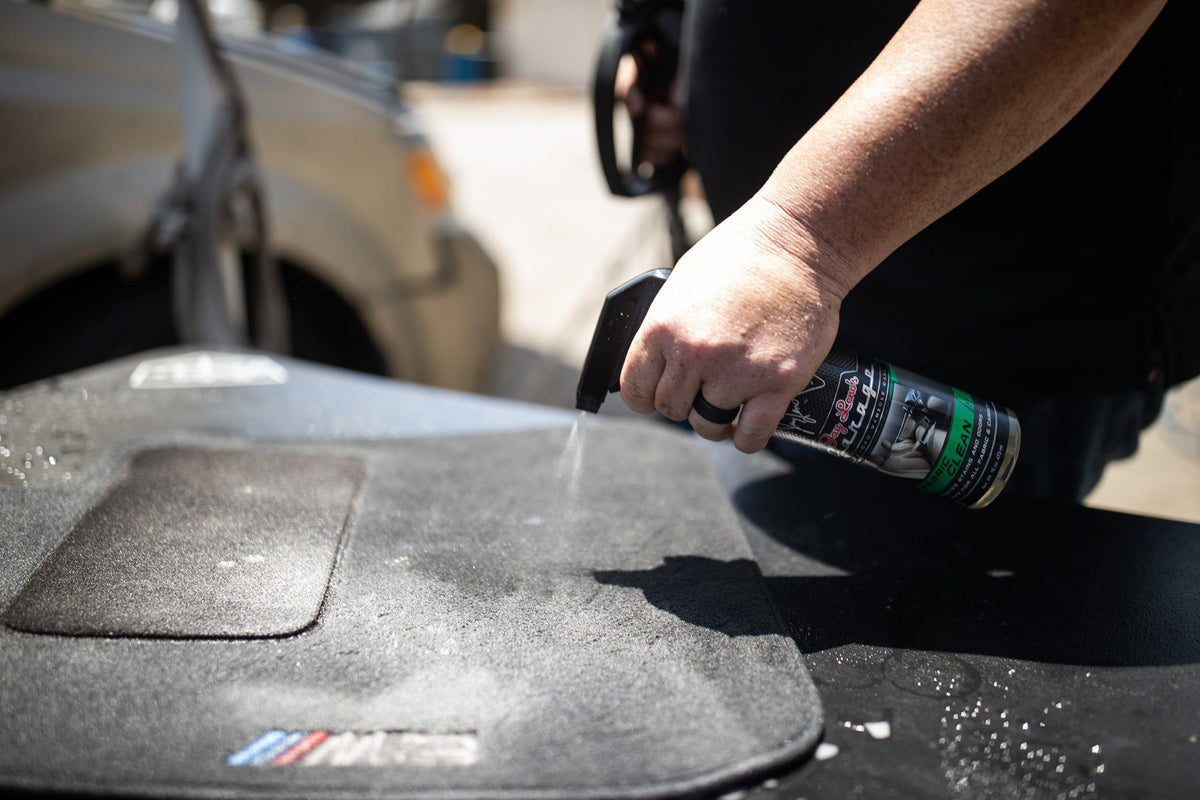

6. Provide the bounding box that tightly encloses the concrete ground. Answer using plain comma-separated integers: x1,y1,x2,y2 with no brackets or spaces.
409,82,1200,524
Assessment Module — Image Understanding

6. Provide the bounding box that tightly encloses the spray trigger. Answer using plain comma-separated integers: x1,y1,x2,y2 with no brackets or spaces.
575,268,672,413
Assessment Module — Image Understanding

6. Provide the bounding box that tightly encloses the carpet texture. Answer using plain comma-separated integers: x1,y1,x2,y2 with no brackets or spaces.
0,380,822,799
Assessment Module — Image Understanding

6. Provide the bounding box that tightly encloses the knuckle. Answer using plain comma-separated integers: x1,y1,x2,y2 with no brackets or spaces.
642,319,683,352
664,337,716,370
750,355,806,393
657,401,690,422
771,358,805,385
620,383,655,413
733,418,774,453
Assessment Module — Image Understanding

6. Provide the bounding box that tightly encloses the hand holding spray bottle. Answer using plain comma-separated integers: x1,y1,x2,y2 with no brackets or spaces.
575,268,1021,508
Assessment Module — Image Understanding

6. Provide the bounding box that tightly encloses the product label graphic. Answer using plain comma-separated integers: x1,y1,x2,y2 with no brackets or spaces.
775,349,1014,507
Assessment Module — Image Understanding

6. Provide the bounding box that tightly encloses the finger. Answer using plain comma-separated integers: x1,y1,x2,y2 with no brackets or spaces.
624,84,646,117
644,128,685,151
654,360,701,422
645,105,684,137
731,393,790,453
614,54,640,106
619,334,666,415
688,408,734,442
687,384,740,442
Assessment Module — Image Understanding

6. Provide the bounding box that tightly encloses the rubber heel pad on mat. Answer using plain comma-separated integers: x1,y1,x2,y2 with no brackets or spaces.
2,447,364,638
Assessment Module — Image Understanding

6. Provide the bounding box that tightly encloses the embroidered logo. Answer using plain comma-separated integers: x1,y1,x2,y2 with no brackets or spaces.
130,352,288,389
227,730,478,767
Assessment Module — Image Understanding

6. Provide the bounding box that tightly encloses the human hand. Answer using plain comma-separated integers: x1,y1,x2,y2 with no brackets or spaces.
619,196,854,453
614,53,685,170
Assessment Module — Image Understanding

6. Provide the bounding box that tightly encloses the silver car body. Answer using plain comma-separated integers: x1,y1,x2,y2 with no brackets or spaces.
0,0,500,391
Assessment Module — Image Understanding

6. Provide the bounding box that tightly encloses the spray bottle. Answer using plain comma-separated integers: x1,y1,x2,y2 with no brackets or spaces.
576,269,1021,508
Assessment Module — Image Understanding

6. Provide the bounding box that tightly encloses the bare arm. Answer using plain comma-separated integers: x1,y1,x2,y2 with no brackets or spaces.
620,0,1166,452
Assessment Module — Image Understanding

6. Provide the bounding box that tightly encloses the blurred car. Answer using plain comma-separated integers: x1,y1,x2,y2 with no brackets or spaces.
0,0,501,392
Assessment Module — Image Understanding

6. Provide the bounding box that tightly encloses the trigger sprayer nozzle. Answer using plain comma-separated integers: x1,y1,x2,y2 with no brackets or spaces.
575,268,672,413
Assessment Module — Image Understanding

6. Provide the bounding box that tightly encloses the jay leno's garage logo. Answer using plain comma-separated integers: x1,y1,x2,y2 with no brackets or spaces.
227,729,478,767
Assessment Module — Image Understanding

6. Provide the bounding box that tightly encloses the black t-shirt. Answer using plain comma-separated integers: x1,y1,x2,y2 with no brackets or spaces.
682,0,1200,401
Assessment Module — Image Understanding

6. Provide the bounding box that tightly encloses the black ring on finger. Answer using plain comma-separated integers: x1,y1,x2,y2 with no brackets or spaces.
692,390,739,425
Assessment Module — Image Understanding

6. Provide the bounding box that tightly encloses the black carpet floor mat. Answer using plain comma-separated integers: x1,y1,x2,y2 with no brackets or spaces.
0,423,822,798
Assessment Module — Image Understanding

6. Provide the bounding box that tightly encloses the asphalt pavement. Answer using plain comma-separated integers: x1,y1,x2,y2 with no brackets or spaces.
408,81,1200,524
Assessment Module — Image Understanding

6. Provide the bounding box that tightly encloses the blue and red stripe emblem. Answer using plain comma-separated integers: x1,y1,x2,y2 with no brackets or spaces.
273,730,330,765
227,730,330,767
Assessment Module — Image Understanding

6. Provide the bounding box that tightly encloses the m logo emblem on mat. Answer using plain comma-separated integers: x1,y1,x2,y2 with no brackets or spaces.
227,730,479,767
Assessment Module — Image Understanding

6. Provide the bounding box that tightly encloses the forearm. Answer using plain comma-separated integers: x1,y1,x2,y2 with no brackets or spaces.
617,0,1166,452
759,0,1166,294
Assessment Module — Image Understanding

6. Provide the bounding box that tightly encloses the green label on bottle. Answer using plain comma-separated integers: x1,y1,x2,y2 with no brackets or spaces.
772,350,1014,507
918,388,975,495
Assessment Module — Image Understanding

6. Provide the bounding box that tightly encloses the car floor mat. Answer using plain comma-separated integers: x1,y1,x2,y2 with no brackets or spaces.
0,423,822,798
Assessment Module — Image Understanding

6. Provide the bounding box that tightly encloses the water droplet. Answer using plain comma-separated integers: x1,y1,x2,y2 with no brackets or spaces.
815,742,840,761
864,721,892,740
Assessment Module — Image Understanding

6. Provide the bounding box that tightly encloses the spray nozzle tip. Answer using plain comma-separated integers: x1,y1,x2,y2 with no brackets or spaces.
576,393,604,414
